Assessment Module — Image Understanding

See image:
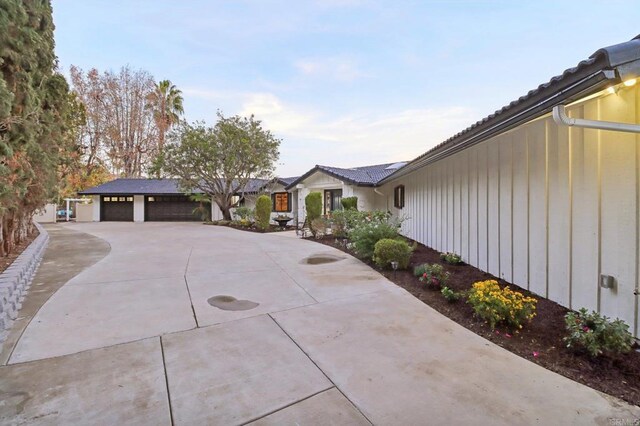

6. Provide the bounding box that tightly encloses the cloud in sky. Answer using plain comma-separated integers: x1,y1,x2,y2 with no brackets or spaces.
52,0,640,177
294,56,369,82
183,86,475,175
240,92,475,174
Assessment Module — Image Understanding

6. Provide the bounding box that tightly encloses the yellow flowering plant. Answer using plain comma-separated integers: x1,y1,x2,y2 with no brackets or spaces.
467,280,537,330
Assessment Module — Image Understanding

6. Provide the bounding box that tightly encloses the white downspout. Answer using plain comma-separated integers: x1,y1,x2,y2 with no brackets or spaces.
374,187,388,212
552,105,640,133
554,104,640,299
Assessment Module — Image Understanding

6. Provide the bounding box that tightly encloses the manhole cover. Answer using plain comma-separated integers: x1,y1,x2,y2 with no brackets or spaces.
207,295,259,311
302,254,344,265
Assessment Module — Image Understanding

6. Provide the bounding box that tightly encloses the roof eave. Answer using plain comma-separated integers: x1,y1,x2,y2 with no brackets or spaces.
379,65,617,185
379,36,640,186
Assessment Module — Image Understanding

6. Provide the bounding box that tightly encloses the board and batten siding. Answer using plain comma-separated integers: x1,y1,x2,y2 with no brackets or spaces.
378,85,640,337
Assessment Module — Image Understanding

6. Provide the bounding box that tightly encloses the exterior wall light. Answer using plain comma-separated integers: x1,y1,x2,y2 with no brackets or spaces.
623,78,637,87
600,274,615,289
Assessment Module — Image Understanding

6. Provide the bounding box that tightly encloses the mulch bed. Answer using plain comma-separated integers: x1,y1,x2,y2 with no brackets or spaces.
0,229,39,275
311,236,640,407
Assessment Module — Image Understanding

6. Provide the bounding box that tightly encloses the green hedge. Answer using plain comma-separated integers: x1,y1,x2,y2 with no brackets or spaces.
255,195,272,230
341,196,358,210
305,192,322,222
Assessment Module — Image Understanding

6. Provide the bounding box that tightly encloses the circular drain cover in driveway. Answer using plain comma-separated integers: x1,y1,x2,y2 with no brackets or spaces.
302,254,344,265
207,295,259,311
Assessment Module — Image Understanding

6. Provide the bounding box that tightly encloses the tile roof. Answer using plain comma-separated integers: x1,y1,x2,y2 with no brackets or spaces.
277,176,300,186
285,162,407,189
379,34,640,184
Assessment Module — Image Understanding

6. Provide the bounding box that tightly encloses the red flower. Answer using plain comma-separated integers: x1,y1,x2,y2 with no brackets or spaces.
582,326,590,332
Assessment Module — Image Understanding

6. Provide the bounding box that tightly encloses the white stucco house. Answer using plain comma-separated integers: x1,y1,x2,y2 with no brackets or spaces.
373,34,640,337
284,162,407,222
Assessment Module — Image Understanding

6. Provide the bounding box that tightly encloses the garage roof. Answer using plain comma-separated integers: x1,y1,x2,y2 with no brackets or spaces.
80,178,282,195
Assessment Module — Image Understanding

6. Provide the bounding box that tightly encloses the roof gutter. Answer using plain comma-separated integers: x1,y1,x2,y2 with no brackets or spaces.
552,104,640,133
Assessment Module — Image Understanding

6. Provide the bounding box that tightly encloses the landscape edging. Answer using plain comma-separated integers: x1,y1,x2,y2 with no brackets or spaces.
0,222,49,343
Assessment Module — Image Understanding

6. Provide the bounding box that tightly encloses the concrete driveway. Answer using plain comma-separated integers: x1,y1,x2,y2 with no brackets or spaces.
0,222,638,425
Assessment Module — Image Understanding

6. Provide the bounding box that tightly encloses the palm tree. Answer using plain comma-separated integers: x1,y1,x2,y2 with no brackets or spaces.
147,80,184,152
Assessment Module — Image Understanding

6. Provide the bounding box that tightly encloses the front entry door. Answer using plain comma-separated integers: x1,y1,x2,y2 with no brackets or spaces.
324,189,342,214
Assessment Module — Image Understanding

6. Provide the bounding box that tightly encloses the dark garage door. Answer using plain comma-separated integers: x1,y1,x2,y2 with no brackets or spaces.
145,195,201,221
101,196,133,221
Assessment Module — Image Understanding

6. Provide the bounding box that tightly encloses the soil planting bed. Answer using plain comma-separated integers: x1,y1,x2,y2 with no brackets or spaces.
311,236,640,406
0,229,38,275
205,221,294,234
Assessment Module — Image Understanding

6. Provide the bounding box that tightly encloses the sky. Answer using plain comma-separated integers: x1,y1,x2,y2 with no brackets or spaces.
52,0,640,177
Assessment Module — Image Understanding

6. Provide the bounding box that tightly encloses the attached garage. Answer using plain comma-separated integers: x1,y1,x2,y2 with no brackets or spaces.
101,196,133,221
145,195,200,222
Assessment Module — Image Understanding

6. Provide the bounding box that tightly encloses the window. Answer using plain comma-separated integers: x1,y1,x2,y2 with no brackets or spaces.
394,185,405,209
104,197,111,202
272,192,291,212
126,197,133,202
148,197,155,202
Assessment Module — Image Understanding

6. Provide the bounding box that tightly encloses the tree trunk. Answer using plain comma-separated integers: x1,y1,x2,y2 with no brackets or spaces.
2,212,15,256
220,206,232,221
0,215,5,257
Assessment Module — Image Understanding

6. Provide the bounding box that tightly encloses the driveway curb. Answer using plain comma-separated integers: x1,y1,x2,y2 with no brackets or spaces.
0,222,49,346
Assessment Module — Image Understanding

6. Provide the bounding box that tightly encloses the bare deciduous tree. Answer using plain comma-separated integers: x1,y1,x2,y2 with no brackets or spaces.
69,65,159,177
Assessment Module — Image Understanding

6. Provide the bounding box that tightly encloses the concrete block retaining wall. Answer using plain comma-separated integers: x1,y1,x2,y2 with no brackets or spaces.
0,222,49,341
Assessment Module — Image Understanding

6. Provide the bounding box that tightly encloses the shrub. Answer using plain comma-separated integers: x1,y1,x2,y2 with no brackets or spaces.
467,280,537,330
255,195,272,231
441,286,462,303
349,220,401,259
343,209,390,231
231,219,251,227
233,206,255,222
373,238,413,269
330,210,347,238
305,192,322,236
418,264,450,288
341,196,358,210
440,252,462,265
564,308,634,357
311,217,330,238
413,263,429,277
